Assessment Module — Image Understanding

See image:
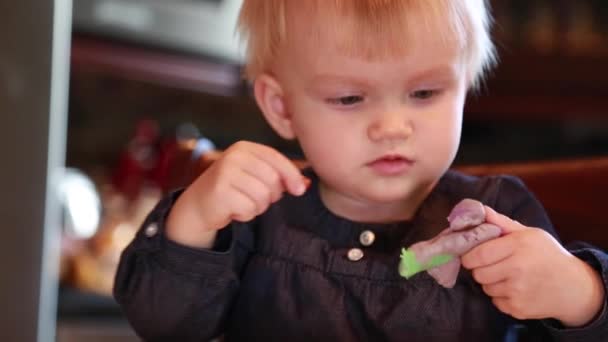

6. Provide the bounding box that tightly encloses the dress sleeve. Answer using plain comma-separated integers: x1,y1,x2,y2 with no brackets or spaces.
492,176,608,341
113,189,254,341
539,244,608,341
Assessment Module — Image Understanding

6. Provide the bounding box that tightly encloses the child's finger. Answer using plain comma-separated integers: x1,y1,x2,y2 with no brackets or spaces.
491,297,514,317
484,205,527,234
470,258,511,285
482,281,510,298
461,234,516,269
231,170,273,216
240,155,284,202
227,185,259,223
248,144,308,196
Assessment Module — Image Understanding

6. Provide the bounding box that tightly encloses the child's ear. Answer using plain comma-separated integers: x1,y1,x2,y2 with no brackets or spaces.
253,74,296,140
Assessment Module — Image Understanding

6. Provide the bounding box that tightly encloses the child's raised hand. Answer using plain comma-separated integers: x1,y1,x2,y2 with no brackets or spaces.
461,206,605,327
166,141,308,248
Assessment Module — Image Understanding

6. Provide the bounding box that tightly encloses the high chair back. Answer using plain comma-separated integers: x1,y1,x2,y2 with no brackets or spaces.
167,143,608,249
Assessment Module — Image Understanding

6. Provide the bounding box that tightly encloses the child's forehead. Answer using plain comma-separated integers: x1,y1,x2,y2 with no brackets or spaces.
283,1,467,61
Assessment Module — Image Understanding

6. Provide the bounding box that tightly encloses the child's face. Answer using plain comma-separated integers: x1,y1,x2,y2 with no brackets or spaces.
265,9,468,219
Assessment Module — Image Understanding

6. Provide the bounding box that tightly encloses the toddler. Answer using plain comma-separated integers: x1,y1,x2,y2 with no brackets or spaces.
114,1,608,341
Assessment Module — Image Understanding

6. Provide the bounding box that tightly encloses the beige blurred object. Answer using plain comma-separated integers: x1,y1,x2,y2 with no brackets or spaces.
66,138,214,295
70,185,161,296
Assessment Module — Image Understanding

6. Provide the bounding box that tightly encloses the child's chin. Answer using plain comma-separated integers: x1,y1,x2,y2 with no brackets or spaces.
362,187,411,204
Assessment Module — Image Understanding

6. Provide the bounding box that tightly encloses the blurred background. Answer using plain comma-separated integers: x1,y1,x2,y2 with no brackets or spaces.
2,0,608,341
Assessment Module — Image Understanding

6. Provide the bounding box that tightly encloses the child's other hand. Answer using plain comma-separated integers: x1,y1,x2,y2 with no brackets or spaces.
461,206,605,327
166,141,308,248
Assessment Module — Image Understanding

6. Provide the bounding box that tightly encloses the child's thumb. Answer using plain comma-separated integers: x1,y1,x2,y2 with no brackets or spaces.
484,205,527,235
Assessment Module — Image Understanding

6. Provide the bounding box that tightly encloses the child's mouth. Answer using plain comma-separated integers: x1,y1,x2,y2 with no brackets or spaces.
367,155,414,175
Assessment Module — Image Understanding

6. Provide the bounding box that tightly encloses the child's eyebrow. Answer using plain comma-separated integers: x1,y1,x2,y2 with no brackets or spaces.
407,65,460,84
307,64,459,90
308,74,373,89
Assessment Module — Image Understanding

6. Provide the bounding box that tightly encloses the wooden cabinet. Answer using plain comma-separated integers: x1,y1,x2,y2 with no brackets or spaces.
466,53,608,120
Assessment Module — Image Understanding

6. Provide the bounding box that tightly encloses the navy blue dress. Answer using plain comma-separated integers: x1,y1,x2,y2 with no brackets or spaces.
114,169,608,341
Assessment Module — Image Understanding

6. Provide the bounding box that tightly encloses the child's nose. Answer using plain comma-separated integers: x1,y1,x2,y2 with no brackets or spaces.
367,111,413,142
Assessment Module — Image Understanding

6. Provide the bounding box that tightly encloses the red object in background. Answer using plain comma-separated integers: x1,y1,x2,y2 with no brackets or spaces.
111,119,161,201
112,120,213,198
152,137,178,192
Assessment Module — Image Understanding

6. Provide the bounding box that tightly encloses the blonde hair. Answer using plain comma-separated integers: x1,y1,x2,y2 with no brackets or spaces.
237,0,496,89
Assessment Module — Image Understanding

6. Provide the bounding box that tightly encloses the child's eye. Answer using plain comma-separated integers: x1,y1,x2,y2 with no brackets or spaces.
327,95,364,106
410,89,441,100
